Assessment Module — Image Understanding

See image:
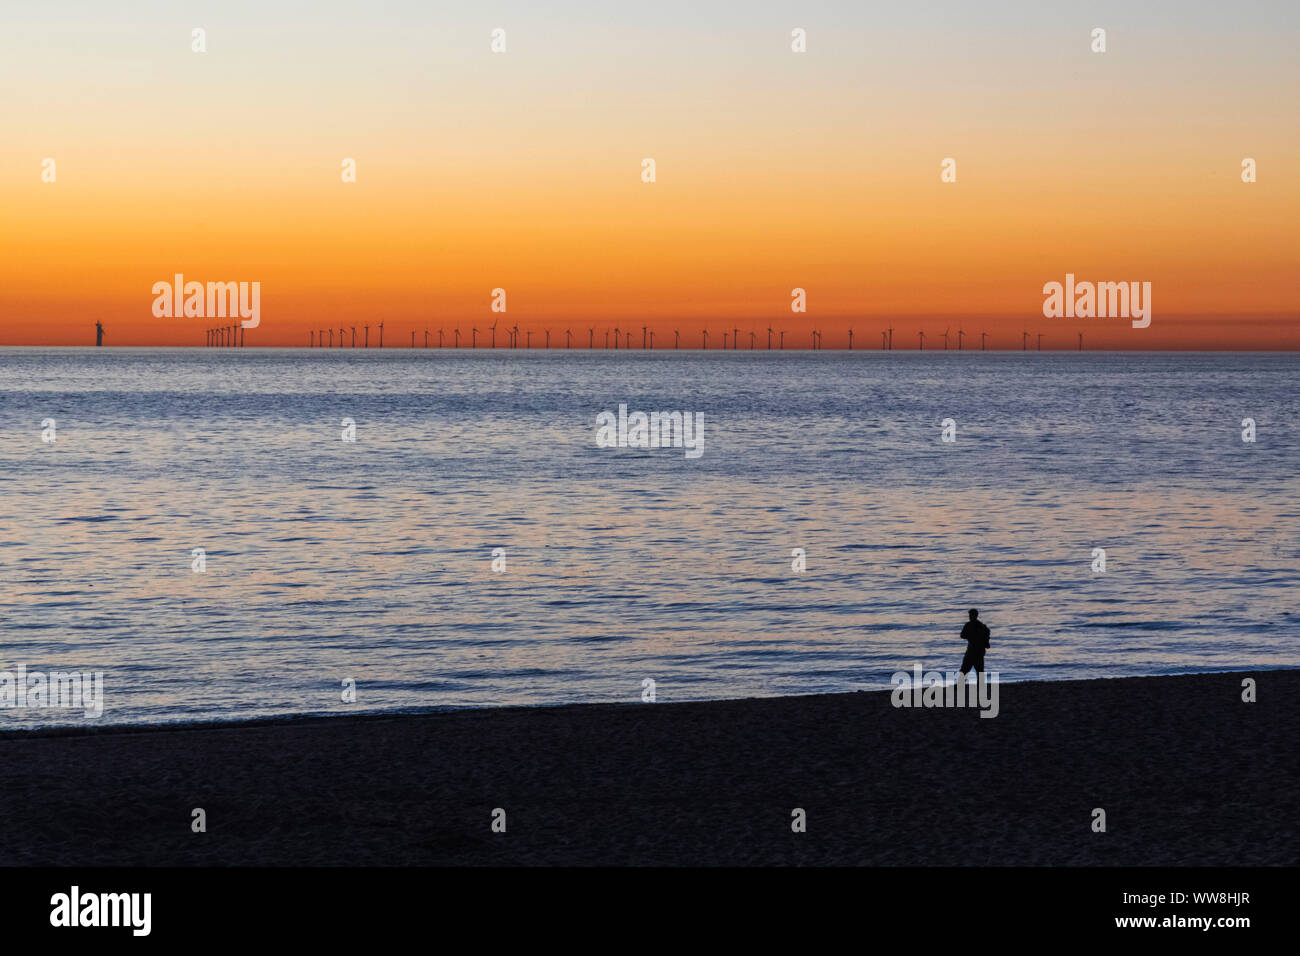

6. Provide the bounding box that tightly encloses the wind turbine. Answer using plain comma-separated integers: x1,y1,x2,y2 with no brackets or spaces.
702,329,708,349
512,325,520,348
328,329,333,347
881,331,887,349
767,327,773,350
364,325,369,348
1037,333,1043,351
981,331,988,351
1078,332,1083,351
733,326,739,350
780,330,786,349
1022,331,1029,351
472,327,478,348
887,327,894,350
674,329,680,349
649,331,654,349
613,326,620,349
848,328,853,350
310,331,314,348
958,329,965,351
454,328,460,347
642,325,647,349
723,332,729,349
411,331,415,348
604,330,610,349
525,330,532,348
942,327,950,350
339,327,345,348
489,322,497,348
918,330,926,351
351,327,357,348
378,322,383,348
749,330,755,349
544,329,551,348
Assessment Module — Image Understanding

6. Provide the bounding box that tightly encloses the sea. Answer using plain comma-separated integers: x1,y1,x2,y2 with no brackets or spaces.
1,347,1296,727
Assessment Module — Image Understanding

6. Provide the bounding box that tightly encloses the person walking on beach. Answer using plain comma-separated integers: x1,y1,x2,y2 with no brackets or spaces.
959,608,990,677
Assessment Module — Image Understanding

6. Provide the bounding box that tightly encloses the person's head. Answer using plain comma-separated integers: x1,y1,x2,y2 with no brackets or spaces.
968,608,979,620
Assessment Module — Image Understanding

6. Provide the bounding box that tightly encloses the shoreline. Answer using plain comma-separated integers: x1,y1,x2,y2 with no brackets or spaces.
2,669,1294,866
0,666,1293,741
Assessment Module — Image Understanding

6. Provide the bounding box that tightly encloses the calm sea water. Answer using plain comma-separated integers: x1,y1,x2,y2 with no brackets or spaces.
1,348,1296,728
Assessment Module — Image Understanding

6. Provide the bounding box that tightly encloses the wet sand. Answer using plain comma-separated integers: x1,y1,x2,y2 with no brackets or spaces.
0,670,1294,866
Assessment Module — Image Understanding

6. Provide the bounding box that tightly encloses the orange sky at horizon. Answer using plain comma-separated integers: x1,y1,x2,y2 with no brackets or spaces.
1,5,1296,349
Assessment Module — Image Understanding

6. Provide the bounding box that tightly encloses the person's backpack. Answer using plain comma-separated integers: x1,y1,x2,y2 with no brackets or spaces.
980,622,991,649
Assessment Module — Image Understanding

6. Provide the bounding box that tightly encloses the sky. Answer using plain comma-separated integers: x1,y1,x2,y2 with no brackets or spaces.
1,0,1296,348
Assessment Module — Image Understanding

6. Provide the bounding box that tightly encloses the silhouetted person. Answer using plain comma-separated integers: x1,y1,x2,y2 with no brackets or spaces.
95,321,104,346
959,608,990,676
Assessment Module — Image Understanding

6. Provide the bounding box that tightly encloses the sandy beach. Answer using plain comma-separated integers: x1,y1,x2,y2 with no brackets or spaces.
1,670,1294,866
